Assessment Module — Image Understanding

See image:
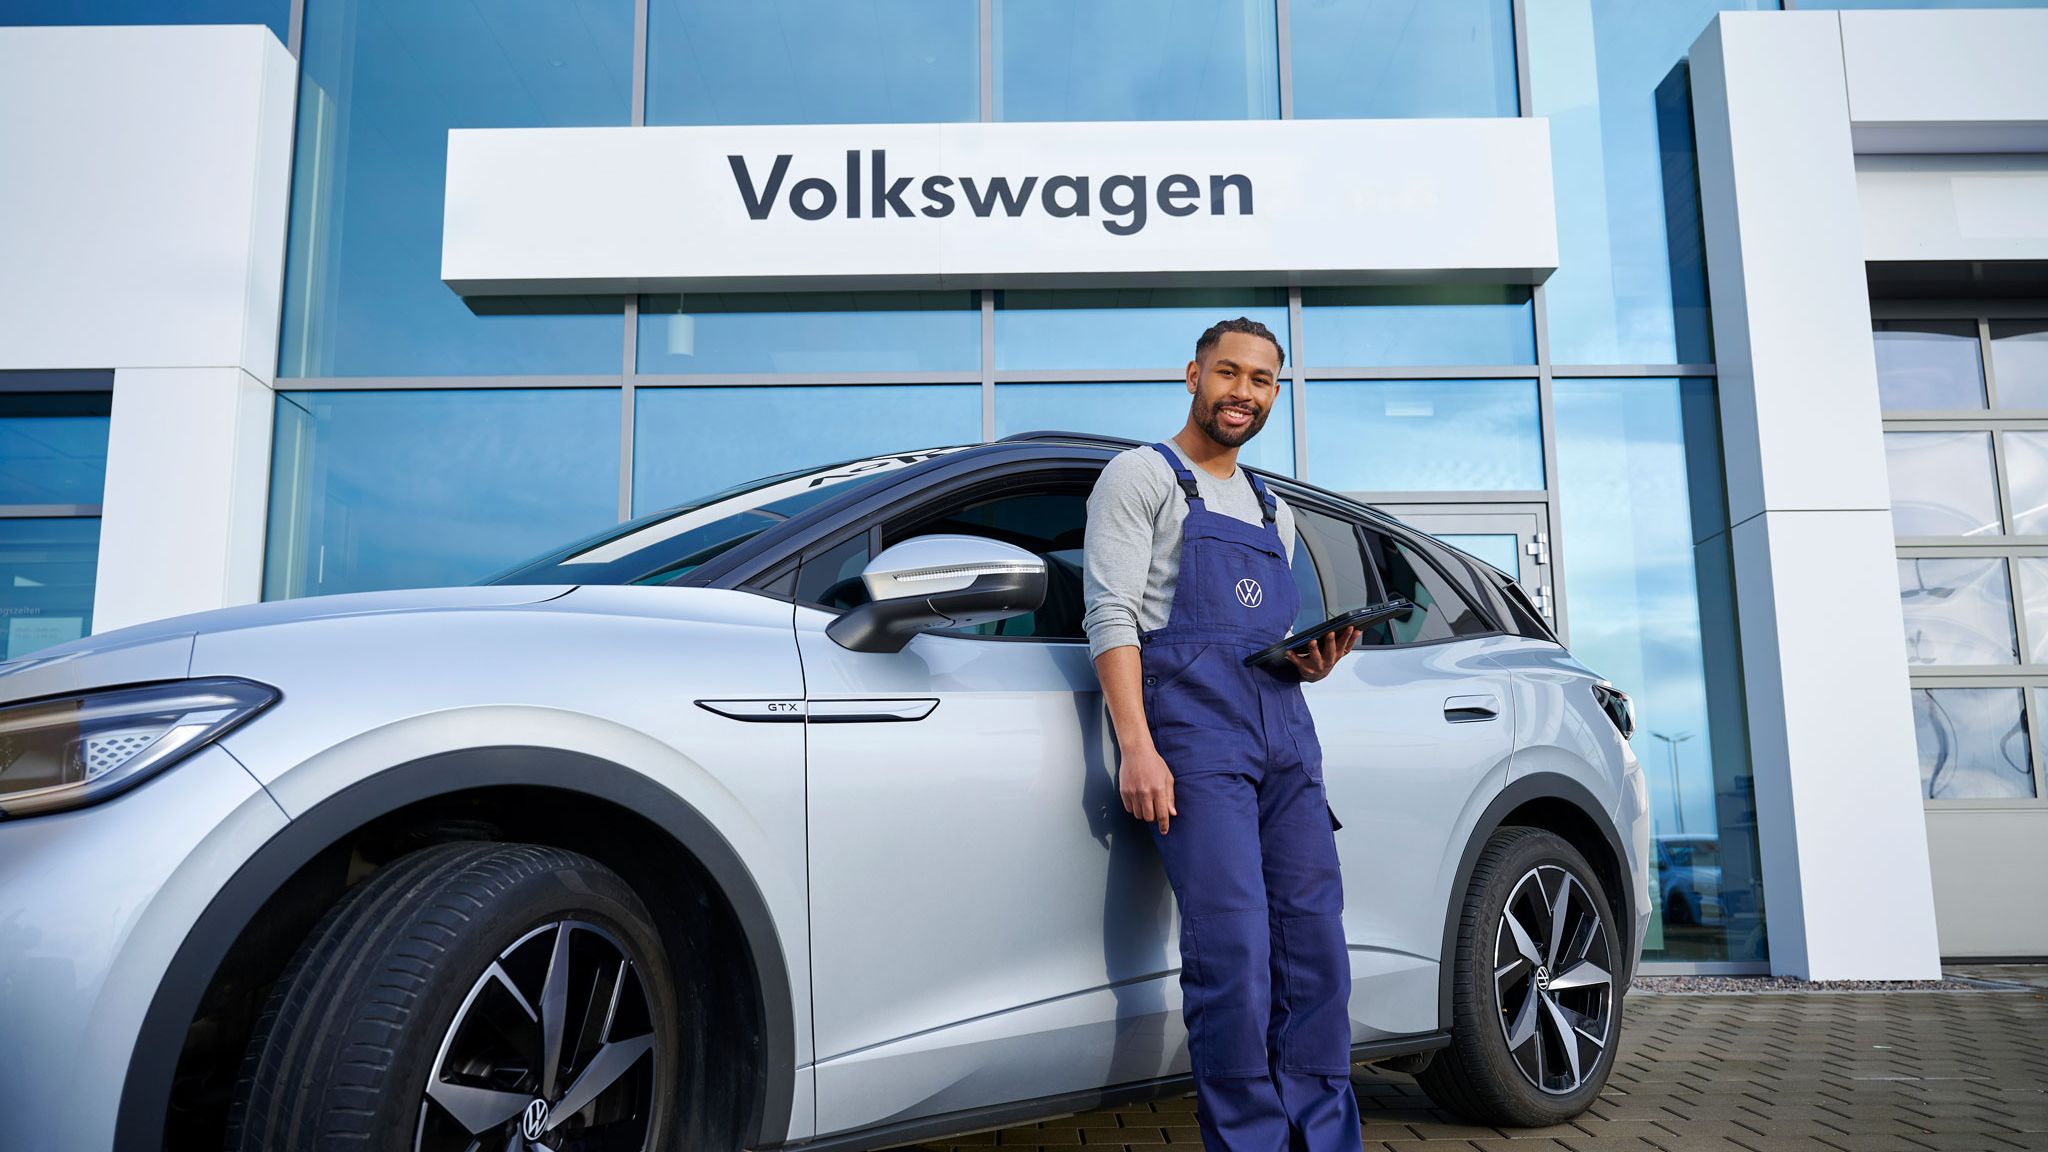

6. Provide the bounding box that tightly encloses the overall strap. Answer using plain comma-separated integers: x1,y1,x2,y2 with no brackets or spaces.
1244,468,1278,525
1150,442,1203,507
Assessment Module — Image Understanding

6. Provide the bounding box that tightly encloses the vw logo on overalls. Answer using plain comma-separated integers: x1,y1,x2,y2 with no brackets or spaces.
1235,578,1263,608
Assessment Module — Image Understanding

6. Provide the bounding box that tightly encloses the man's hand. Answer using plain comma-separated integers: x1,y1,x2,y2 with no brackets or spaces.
1119,743,1178,834
1285,625,1359,683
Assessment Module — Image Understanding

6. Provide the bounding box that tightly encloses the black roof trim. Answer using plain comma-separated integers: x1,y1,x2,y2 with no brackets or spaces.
996,430,1147,450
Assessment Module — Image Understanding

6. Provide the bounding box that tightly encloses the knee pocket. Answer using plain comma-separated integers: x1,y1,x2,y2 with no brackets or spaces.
1182,907,1274,1079
1273,912,1354,1075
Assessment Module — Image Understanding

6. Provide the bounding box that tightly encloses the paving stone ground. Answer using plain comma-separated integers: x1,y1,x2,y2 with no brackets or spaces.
900,985,2048,1152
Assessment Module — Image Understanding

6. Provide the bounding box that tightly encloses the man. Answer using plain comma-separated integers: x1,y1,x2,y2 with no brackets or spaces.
1081,318,1363,1152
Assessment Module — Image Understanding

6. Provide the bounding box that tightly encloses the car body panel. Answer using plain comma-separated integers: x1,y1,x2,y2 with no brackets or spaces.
0,745,287,1151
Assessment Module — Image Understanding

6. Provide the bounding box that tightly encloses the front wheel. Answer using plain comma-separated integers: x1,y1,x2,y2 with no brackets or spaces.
1418,827,1622,1126
228,842,677,1151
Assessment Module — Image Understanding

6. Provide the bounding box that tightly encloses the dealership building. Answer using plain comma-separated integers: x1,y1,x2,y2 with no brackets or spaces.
1,0,2044,976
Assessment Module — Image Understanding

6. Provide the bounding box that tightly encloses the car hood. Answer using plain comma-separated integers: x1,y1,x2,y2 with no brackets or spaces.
0,585,575,703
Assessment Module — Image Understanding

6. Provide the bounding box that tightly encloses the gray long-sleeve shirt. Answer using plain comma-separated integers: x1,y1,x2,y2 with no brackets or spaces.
1081,439,1297,660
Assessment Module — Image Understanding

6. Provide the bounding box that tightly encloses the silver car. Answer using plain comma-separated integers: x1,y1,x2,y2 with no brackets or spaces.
0,432,1648,1151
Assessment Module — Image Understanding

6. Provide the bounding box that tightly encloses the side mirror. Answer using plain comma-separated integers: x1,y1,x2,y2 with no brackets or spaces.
826,534,1048,654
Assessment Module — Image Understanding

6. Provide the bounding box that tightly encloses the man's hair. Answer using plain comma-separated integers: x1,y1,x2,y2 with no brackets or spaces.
1194,316,1286,370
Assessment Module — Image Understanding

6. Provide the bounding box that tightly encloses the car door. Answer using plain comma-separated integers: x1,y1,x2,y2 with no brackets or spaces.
797,470,1179,1135
1290,504,1518,1039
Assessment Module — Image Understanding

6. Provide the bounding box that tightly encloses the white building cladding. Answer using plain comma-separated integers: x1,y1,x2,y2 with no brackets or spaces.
0,1,2044,974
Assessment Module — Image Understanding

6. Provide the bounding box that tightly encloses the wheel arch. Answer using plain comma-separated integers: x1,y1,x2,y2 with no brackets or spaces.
1436,773,1636,1033
116,745,797,1152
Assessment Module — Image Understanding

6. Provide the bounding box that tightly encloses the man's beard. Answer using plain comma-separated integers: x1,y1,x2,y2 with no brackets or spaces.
1194,396,1270,448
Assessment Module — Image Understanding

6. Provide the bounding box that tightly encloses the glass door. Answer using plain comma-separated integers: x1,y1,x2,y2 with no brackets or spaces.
1377,504,1553,625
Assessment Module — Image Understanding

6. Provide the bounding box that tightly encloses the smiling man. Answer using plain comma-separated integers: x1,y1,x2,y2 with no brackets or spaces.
1082,318,1363,1152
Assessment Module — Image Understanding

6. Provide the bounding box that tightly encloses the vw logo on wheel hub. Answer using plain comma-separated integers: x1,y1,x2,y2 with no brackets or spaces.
521,1098,550,1141
1234,578,1263,608
1534,965,1551,992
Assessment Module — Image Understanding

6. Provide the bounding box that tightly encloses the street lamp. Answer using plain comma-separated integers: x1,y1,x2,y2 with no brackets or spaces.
1648,730,1695,833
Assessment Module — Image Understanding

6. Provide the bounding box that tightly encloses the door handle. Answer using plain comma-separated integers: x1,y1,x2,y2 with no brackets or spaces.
807,698,940,723
1443,695,1499,723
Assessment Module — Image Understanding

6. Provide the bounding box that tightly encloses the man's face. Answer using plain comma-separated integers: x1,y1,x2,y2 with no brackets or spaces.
1187,330,1282,449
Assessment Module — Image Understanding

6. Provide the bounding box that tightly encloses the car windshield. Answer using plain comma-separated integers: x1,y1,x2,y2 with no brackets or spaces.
479,447,969,586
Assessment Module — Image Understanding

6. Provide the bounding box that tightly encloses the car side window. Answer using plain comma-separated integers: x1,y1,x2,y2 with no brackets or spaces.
1291,507,1378,637
795,531,873,611
1359,528,1494,645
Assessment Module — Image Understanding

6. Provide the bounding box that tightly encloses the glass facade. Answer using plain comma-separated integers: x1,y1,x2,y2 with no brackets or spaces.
0,0,288,43
254,0,1789,963
0,389,111,659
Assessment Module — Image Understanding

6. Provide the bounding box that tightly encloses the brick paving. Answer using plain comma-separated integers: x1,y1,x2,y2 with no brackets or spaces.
900,987,2048,1152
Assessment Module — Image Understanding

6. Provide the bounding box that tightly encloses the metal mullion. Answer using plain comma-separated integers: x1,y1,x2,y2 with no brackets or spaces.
981,290,996,441
287,0,305,56
0,504,103,518
1533,283,1567,642
1276,0,1294,120
631,0,649,127
619,295,638,521
1299,364,1536,381
1550,364,1716,378
979,0,994,122
992,368,1192,385
0,370,113,392
1882,411,2048,427
634,371,981,388
1870,299,2048,322
1979,317,1999,409
1350,490,1550,506
1992,427,2017,539
1288,287,1308,478
1511,0,1532,117
283,375,627,390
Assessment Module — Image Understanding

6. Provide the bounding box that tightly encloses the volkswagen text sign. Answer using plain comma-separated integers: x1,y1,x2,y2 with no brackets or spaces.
442,120,1556,295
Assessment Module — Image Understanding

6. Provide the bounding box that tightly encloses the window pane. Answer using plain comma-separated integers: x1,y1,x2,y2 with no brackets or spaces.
2004,431,2048,536
0,392,111,505
264,390,622,598
1897,557,2017,666
632,385,980,514
1529,0,1774,365
1291,0,1517,118
1294,507,1374,625
0,518,98,658
993,0,1279,121
0,0,287,42
994,289,1289,372
1556,377,1761,961
993,382,1294,476
646,0,977,125
1302,287,1535,367
798,532,874,611
1305,380,1542,491
2012,557,2048,664
907,490,1091,640
1435,533,1521,581
1873,320,1985,411
1991,320,2048,409
637,293,979,374
1883,431,2001,537
1359,531,1490,644
1913,687,2035,800
281,0,632,377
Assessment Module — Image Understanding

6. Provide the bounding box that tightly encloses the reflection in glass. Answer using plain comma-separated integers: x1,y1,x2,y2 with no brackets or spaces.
0,393,111,506
1306,380,1542,492
636,293,979,374
0,0,287,41
994,290,1288,372
1301,287,1534,367
264,390,621,598
2014,558,2048,664
1913,688,2035,800
281,0,632,377
1434,533,1521,581
1529,0,1773,364
1290,0,1517,118
633,385,980,514
1872,321,1985,411
994,382,1294,475
0,519,98,659
1555,378,1761,961
2000,432,2048,536
1896,557,2016,666
646,0,976,125
1992,321,2048,409
993,0,1279,121
1883,432,2001,537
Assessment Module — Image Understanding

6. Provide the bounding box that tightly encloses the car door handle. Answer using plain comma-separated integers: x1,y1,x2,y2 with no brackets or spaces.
1443,695,1500,723
806,698,940,723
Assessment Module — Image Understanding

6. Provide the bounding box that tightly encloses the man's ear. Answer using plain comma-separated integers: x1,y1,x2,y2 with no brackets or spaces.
1185,360,1200,393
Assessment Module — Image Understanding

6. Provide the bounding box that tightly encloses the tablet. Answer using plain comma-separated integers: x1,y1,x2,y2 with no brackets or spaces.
1242,599,1416,669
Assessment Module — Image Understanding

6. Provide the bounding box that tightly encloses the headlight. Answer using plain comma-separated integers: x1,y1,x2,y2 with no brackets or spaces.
1591,682,1635,740
0,678,278,818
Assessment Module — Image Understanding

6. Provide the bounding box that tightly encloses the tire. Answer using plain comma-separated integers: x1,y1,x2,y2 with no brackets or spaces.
227,842,677,1151
1417,827,1622,1127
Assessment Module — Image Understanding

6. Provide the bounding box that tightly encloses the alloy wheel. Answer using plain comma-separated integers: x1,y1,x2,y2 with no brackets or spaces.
1493,865,1613,1095
415,920,659,1151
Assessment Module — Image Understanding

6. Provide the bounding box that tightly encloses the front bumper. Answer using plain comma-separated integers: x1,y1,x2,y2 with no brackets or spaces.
0,745,286,1149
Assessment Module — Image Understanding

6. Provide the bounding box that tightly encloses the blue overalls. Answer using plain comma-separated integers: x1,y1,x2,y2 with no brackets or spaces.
1137,442,1362,1152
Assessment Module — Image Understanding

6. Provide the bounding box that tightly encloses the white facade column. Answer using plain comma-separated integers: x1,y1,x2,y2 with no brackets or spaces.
1689,12,1940,979
0,25,297,633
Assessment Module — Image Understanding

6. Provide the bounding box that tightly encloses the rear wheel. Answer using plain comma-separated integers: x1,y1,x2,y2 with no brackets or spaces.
228,841,676,1151
1418,827,1621,1126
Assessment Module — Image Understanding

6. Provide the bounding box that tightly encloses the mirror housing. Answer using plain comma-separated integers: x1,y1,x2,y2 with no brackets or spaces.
826,534,1048,654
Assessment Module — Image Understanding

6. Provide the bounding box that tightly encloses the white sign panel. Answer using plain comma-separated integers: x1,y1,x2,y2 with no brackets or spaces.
443,119,1556,294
